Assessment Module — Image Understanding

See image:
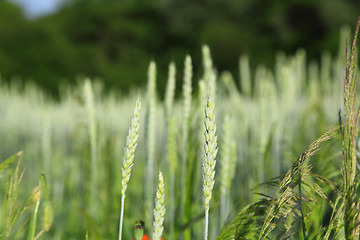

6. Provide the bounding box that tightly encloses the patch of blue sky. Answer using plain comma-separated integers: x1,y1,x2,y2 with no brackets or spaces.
10,0,63,17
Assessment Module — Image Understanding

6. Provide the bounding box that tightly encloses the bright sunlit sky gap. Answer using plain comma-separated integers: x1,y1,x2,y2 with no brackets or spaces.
10,0,62,17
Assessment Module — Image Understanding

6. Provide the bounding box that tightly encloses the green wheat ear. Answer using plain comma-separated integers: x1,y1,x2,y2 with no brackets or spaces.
203,97,218,208
164,61,177,239
118,97,141,240
203,96,218,240
153,171,166,240
180,55,193,237
146,61,157,226
121,97,141,197
202,45,216,99
165,62,176,118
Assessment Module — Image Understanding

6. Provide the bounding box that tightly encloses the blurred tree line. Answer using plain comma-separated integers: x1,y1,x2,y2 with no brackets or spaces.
0,0,359,98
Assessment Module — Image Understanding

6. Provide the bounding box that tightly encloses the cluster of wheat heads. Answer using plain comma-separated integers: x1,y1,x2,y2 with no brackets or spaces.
0,18,359,239
117,19,359,239
118,50,219,240
218,17,360,240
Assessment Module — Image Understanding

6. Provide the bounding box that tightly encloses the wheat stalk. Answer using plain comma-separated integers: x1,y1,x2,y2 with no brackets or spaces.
153,171,166,240
164,61,177,240
203,97,218,240
118,97,141,240
167,116,177,239
146,61,157,226
180,55,192,238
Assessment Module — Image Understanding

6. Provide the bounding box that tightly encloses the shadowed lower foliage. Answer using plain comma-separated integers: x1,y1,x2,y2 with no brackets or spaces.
217,127,339,239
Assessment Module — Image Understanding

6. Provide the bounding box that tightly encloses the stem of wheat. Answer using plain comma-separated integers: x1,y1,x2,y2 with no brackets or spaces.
203,97,218,240
118,98,141,240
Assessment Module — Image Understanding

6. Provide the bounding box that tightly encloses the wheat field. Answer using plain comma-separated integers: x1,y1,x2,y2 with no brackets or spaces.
0,21,359,240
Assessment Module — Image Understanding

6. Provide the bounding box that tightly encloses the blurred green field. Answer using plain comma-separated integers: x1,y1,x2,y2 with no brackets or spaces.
1,24,360,240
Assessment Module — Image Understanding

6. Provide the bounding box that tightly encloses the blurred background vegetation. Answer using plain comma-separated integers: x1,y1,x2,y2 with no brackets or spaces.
0,0,359,98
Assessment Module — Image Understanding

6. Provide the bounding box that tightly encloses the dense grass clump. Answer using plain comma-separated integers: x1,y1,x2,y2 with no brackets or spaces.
0,19,359,239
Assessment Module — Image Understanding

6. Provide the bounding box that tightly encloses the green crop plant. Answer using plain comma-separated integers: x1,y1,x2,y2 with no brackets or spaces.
1,152,52,240
219,115,236,227
153,171,166,240
164,61,177,240
118,97,141,240
0,18,359,240
180,55,193,240
203,97,218,240
341,18,360,239
27,174,53,240
145,61,157,229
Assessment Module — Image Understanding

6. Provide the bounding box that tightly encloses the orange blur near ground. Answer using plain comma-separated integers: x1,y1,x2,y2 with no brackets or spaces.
133,234,163,240
132,220,163,240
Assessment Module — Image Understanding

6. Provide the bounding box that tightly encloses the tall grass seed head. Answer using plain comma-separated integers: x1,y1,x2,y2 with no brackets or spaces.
203,97,218,207
182,55,193,123
121,98,141,197
147,61,156,100
202,45,213,73
165,62,176,117
153,171,165,240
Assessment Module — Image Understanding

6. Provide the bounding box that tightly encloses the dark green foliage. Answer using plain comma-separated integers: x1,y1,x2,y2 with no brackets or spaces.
0,0,360,98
